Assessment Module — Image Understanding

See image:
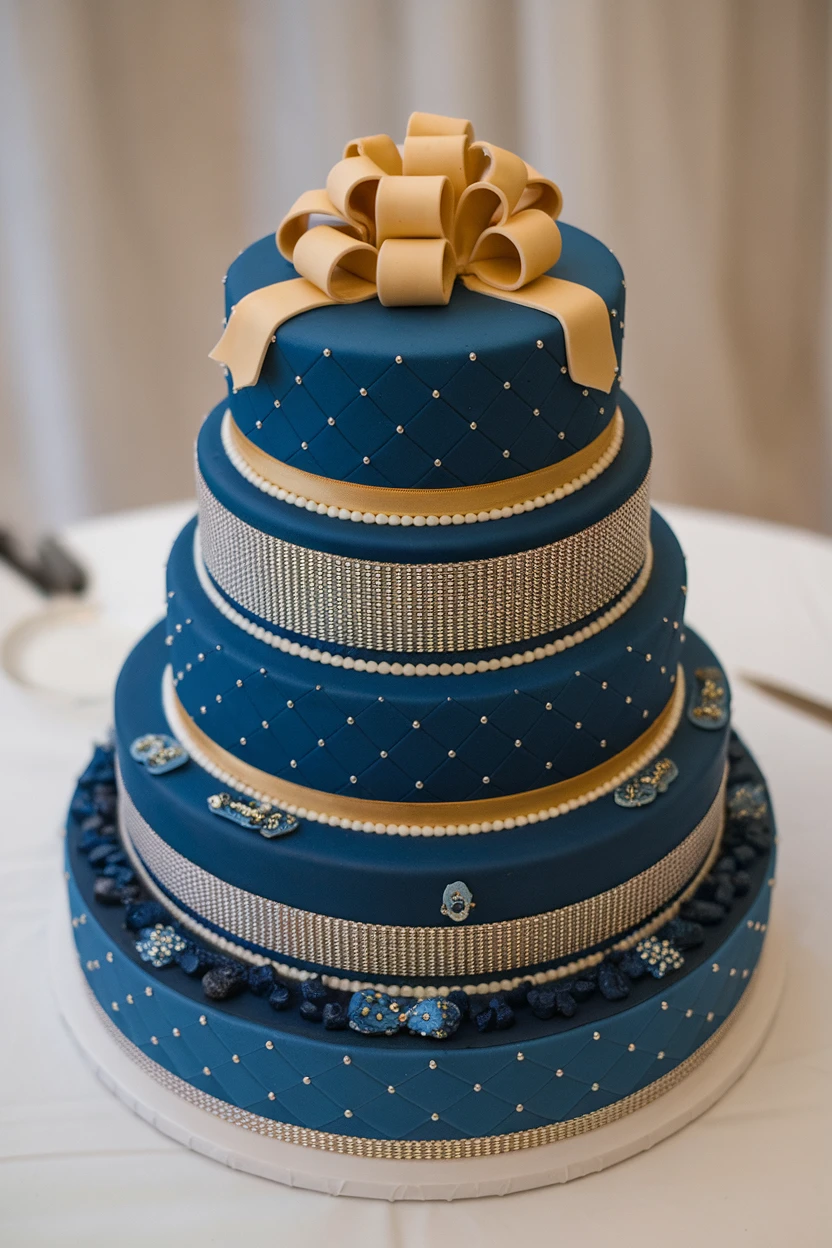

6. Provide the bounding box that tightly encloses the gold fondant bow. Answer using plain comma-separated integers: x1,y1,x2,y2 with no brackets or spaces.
210,112,618,393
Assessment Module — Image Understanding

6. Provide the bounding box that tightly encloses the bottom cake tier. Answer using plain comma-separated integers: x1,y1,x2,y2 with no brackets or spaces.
64,734,775,1158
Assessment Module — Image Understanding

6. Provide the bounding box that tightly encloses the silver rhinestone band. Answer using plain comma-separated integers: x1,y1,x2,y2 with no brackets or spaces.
196,468,651,653
118,774,724,981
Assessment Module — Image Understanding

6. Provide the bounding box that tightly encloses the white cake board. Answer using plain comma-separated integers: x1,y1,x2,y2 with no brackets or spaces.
52,893,785,1201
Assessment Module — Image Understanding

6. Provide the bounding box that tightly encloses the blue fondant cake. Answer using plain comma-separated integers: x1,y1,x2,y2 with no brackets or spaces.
64,110,776,1168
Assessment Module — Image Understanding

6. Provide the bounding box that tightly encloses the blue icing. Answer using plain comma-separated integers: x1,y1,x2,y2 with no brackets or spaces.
67,854,773,1141
165,509,684,802
197,390,650,564
221,224,625,489
114,621,727,931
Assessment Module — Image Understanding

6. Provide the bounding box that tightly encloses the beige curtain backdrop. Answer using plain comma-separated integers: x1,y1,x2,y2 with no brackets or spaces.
1,0,830,539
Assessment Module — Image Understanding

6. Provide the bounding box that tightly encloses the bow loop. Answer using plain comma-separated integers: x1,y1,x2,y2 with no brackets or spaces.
375,175,454,245
468,142,529,217
518,164,563,218
277,188,348,262
292,225,378,301
468,209,563,291
377,238,455,307
212,112,618,395
342,132,402,175
326,155,388,242
405,111,474,140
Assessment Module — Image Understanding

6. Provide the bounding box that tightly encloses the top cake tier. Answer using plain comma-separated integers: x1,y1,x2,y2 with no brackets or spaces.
222,223,625,491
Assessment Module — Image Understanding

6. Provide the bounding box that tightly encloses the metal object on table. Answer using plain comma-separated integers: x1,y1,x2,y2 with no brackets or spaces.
0,530,87,595
740,673,832,730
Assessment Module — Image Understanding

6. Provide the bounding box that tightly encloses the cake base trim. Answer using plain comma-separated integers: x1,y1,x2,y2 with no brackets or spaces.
81,966,753,1160
117,768,725,983
222,408,624,523
161,663,685,834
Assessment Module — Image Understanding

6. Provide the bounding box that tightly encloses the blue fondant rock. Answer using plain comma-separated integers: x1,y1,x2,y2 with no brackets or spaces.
555,990,577,1017
732,844,756,868
406,997,462,1040
88,842,117,868
348,990,407,1036
527,989,556,1020
91,787,117,819
447,988,471,1018
299,1000,324,1023
322,1002,348,1030
247,965,277,996
744,824,772,854
79,831,110,856
598,961,631,1001
681,899,725,925
124,900,168,931
619,949,648,979
713,877,736,908
475,1007,497,1032
93,876,123,905
202,962,247,1000
658,917,704,949
732,869,752,896
301,978,328,1006
571,978,597,1000
268,984,291,1011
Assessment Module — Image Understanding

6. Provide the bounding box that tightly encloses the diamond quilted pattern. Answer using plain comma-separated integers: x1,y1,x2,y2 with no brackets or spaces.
229,335,620,489
168,576,686,801
69,844,772,1147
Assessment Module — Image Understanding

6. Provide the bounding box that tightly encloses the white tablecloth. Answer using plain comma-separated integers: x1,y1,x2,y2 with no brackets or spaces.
2,502,830,1245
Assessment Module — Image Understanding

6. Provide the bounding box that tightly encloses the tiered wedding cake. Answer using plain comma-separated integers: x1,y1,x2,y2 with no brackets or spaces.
64,114,776,1178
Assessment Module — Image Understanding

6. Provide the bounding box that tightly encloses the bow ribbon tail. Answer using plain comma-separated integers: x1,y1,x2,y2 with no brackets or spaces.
210,279,340,391
460,274,618,394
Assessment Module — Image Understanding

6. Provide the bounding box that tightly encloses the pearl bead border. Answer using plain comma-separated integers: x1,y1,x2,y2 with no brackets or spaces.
161,660,685,838
220,408,625,525
119,770,725,997
191,526,655,677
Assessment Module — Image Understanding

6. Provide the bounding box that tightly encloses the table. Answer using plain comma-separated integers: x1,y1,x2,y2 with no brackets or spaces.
2,502,830,1245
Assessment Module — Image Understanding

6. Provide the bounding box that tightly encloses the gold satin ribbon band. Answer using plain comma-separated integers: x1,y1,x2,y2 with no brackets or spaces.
210,112,618,394
225,408,623,519
163,667,685,832
91,987,753,1159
